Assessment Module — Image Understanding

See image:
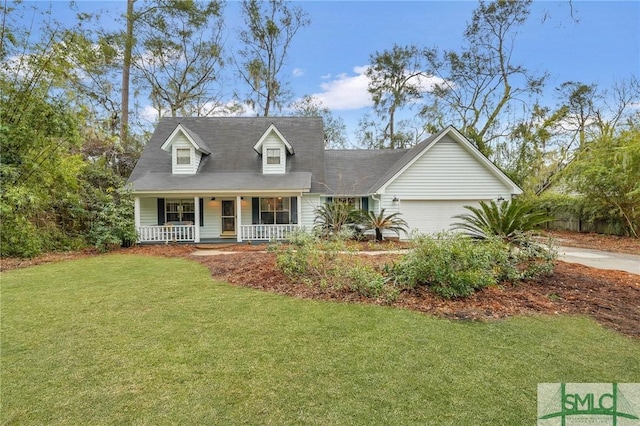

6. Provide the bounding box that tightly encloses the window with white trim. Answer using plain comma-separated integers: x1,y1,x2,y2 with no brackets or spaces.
176,148,191,165
266,148,281,164
334,197,361,209
260,197,290,224
166,199,195,224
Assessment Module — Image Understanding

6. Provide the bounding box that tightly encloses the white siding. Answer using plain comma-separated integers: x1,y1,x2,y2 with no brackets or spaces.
201,199,220,238
240,198,252,227
262,134,286,174
171,136,197,175
301,194,321,230
384,136,512,200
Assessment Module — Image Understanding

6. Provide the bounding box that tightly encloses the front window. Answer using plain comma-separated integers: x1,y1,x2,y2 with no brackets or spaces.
260,197,290,224
166,199,195,224
266,148,281,165
334,197,360,209
176,148,191,165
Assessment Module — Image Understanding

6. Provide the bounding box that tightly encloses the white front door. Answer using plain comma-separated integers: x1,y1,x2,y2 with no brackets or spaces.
221,199,236,236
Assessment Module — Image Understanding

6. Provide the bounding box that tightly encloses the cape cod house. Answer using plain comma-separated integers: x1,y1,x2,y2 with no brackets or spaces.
128,117,522,243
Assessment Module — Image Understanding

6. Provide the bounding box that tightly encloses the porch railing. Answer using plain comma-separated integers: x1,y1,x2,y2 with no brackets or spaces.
240,224,299,241
137,225,195,242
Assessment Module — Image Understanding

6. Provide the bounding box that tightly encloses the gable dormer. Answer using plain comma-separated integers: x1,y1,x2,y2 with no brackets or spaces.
160,124,210,175
253,124,294,174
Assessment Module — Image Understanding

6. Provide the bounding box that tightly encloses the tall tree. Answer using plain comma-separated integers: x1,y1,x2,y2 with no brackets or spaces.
236,0,310,116
133,0,226,118
422,0,546,156
555,81,599,150
0,3,138,256
365,44,435,149
290,95,348,148
121,0,134,142
565,128,640,238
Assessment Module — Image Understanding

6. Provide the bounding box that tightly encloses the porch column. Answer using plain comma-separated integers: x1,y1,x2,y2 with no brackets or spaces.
134,196,141,231
297,195,302,228
194,196,200,243
236,196,242,242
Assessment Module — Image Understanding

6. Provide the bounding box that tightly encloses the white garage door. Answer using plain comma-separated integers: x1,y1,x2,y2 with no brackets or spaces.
400,200,484,236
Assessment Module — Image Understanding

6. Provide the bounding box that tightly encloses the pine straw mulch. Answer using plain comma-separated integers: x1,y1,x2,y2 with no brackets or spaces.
1,233,638,338
543,229,640,255
192,251,639,338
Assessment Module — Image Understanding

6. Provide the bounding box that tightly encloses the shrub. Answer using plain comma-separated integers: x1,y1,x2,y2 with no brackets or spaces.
86,187,138,252
391,232,557,299
313,201,360,238
452,199,551,243
341,261,391,298
392,233,501,298
275,231,348,281
360,209,408,242
274,232,399,301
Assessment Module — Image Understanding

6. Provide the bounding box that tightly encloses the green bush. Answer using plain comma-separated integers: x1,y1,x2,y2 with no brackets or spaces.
86,187,137,252
452,199,551,243
276,231,556,301
275,231,348,281
392,233,556,299
392,233,499,298
274,232,398,301
342,261,395,300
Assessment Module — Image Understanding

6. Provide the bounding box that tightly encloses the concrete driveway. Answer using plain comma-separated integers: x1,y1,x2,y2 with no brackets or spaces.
558,246,640,275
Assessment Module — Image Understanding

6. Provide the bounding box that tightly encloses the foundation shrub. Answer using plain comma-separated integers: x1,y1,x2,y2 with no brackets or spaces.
274,231,398,301
392,232,556,299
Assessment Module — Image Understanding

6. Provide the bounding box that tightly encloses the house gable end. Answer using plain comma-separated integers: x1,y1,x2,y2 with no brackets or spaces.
376,126,522,198
253,124,295,155
253,124,293,175
160,124,210,175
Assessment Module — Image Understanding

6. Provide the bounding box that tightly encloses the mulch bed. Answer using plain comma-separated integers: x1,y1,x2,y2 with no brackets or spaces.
2,233,638,338
192,251,639,338
543,229,640,255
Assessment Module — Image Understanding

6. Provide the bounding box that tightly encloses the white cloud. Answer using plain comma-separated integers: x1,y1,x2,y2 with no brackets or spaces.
307,66,449,111
410,73,448,94
309,66,372,111
292,68,305,77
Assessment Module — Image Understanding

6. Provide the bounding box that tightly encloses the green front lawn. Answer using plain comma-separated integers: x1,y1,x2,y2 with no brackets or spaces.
2,255,638,425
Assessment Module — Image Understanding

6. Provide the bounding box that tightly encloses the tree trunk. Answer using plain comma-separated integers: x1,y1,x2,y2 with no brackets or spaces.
120,0,134,143
375,228,383,242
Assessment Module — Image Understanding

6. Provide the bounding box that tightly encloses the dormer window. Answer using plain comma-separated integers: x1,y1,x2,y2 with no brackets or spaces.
267,148,281,165
253,124,294,175
160,124,210,175
176,148,191,165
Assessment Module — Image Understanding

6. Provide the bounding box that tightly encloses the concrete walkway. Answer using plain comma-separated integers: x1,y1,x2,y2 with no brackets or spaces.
558,246,639,275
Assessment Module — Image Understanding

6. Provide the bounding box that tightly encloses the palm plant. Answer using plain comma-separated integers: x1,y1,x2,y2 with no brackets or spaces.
361,209,408,242
313,201,360,237
451,199,551,243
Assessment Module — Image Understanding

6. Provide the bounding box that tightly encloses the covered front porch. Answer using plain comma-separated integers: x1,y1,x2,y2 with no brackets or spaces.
136,223,301,243
134,193,305,243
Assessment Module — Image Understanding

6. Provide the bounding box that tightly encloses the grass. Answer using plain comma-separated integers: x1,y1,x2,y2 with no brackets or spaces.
1,255,639,425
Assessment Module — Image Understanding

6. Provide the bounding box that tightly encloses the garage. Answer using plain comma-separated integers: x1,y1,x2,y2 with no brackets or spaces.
399,200,486,236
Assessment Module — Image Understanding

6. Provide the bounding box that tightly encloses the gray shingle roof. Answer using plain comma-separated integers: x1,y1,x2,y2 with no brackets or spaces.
322,149,408,195
180,124,210,155
321,132,441,195
128,117,325,193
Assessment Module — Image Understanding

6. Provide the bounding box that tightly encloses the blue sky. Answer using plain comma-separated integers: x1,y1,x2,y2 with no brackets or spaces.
31,1,640,141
